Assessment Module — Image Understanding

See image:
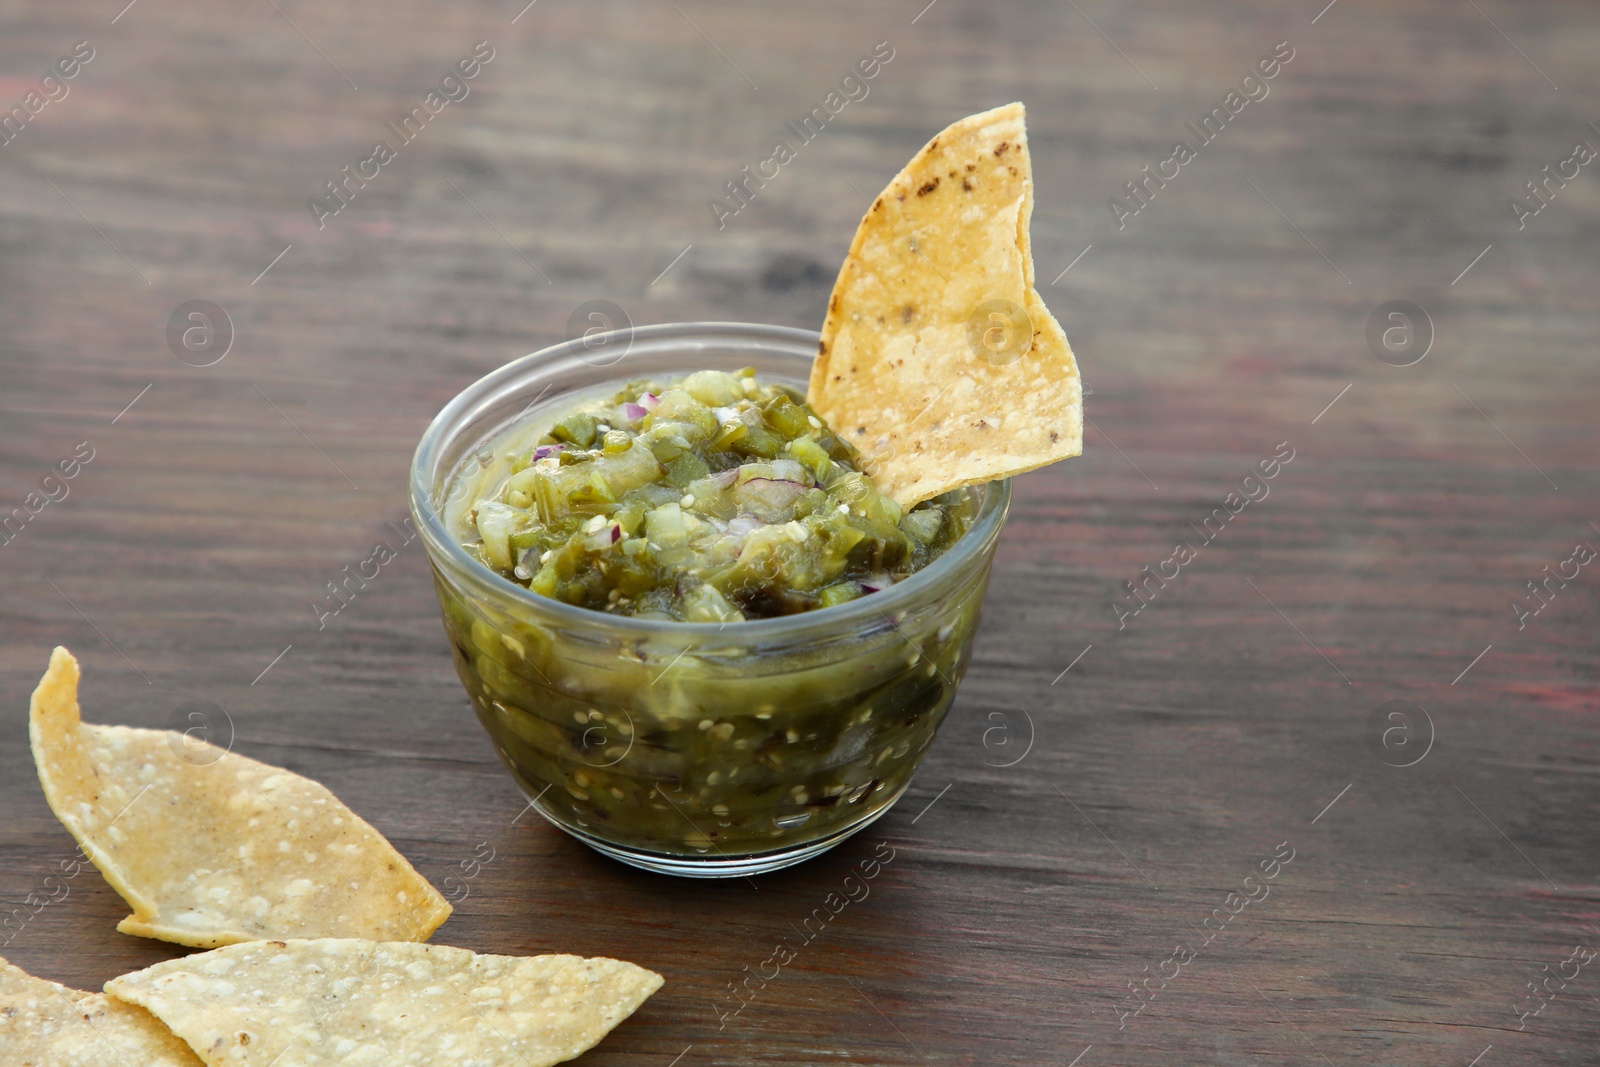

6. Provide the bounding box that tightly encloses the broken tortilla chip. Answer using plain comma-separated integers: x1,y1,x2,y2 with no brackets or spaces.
809,102,1083,507
0,954,203,1066
105,938,664,1067
29,647,451,949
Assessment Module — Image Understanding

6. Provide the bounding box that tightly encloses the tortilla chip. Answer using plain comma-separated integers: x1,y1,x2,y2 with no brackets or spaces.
105,939,663,1067
29,647,451,948
809,102,1083,506
0,954,203,1066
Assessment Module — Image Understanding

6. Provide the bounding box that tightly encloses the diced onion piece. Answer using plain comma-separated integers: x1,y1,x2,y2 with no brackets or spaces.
584,522,621,552
860,572,892,594
475,501,520,571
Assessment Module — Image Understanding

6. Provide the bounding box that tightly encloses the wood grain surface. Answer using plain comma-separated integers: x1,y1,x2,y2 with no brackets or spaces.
2,1,1597,1064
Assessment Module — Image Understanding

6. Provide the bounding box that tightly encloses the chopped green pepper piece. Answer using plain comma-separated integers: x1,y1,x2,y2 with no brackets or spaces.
819,582,863,608
549,412,598,449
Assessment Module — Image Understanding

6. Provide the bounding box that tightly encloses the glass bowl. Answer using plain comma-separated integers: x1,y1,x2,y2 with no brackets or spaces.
410,322,1010,877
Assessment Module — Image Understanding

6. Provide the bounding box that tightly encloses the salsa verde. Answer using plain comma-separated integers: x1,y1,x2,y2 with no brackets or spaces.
452,368,974,621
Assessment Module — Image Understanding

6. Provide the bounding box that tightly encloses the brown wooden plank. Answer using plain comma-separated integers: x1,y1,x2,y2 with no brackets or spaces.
1,0,1596,1063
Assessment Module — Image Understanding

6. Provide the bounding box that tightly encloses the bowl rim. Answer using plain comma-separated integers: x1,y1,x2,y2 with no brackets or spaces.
409,321,1010,642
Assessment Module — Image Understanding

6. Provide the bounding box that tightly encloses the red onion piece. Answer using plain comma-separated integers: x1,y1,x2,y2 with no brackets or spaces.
532,444,564,461
638,392,660,411
860,572,891,594
622,402,649,422
584,521,622,552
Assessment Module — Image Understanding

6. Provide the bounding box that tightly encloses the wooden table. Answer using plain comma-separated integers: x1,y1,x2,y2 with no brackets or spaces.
2,0,1596,1062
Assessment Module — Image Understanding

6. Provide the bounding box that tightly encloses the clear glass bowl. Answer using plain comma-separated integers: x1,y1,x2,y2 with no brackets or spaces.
410,322,1010,877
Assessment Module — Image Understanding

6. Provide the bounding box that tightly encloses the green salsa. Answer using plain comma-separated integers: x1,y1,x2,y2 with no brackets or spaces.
430,366,997,862
451,369,974,621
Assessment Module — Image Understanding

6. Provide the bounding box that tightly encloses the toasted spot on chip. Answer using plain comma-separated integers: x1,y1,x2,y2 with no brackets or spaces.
105,939,663,1067
808,102,1083,506
29,648,451,949
0,954,202,1066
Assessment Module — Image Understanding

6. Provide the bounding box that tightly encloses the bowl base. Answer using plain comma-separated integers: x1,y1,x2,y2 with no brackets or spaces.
528,796,900,878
